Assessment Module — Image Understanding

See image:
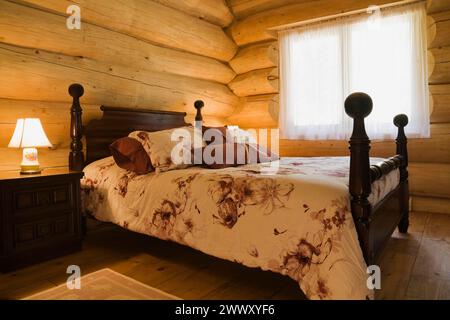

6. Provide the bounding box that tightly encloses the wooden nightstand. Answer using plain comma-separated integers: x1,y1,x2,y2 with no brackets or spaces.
0,168,84,272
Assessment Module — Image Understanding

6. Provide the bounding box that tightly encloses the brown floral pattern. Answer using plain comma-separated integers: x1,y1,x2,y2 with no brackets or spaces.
80,156,399,300
129,127,199,173
208,175,294,222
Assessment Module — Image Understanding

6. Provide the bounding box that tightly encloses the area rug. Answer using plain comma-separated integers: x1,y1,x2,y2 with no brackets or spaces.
24,268,181,300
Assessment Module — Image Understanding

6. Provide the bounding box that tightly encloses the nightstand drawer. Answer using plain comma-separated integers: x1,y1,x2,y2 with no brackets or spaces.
13,184,72,214
13,213,75,249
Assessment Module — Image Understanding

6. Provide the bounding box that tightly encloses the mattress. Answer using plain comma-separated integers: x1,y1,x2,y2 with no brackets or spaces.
81,156,399,300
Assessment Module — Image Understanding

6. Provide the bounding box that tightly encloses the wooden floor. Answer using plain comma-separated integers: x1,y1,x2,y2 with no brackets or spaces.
1,211,449,300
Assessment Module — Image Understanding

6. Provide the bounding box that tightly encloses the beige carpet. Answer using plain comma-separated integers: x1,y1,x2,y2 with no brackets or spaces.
24,268,181,300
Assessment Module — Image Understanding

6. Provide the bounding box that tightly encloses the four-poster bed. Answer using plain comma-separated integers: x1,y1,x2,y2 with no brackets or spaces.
67,83,409,298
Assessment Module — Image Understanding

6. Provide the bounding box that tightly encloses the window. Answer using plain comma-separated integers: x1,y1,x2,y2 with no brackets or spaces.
279,3,429,140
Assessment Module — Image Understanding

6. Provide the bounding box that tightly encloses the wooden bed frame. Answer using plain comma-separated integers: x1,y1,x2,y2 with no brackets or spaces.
68,83,409,265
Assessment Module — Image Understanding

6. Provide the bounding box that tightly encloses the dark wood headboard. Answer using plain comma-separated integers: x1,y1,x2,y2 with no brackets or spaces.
68,83,204,170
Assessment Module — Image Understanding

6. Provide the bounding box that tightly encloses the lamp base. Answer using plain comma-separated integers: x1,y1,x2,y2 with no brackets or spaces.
20,148,42,175
20,165,42,175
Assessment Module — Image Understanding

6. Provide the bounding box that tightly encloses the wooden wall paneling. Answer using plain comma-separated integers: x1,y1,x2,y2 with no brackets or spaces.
279,137,450,163
228,68,279,96
430,84,450,123
0,99,101,124
9,0,237,61
0,46,238,118
152,0,234,27
229,0,311,18
14,0,235,27
431,123,450,135
226,94,279,128
0,1,236,84
411,196,450,214
428,11,450,48
427,0,450,14
229,0,396,46
409,162,450,199
429,47,450,84
229,41,278,74
184,114,226,127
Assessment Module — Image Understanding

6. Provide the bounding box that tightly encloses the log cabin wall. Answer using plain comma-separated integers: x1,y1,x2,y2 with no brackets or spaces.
0,0,240,171
226,0,450,214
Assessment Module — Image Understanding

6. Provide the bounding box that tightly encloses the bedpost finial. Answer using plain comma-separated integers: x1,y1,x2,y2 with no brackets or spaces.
194,100,204,122
69,83,84,98
344,92,373,119
194,100,204,110
394,114,408,128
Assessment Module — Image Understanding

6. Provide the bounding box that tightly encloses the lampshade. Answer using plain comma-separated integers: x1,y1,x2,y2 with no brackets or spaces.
8,118,52,148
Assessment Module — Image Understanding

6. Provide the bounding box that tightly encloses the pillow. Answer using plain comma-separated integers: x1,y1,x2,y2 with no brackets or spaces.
193,141,279,169
109,137,153,174
202,126,227,145
196,142,248,169
247,143,279,164
129,126,201,173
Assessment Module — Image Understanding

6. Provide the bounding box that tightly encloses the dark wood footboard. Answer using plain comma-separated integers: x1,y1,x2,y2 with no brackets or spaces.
345,93,409,264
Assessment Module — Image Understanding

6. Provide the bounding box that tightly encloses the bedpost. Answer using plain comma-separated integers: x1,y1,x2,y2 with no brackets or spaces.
394,114,409,233
68,84,85,171
194,100,204,122
193,100,204,164
345,92,373,263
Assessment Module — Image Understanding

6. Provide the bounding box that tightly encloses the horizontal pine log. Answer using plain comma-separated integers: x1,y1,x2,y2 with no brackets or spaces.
0,99,101,124
228,68,279,97
427,0,450,14
229,41,278,75
10,0,237,61
428,12,450,48
229,0,308,18
431,123,450,135
409,162,450,199
411,195,450,215
0,1,235,84
431,94,450,123
429,47,450,84
185,115,226,127
152,0,234,27
226,94,279,128
230,0,396,46
430,84,450,123
279,136,450,164
0,47,238,118
430,46,450,64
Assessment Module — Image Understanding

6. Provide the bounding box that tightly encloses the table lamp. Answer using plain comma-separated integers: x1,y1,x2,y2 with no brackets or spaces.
8,118,52,174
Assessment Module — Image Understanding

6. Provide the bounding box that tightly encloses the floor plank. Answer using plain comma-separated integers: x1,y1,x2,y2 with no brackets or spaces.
1,212,449,300
424,213,450,242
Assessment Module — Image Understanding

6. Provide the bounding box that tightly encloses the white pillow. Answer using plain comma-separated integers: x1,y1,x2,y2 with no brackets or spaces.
129,126,203,173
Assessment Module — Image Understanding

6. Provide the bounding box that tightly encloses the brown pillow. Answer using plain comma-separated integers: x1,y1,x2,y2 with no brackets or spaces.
194,142,248,169
247,143,279,164
202,126,227,145
110,137,153,174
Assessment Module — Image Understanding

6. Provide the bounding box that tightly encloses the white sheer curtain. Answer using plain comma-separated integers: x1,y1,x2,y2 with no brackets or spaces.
279,3,429,140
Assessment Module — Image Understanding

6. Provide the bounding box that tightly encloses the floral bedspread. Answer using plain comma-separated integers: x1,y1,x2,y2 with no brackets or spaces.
81,156,399,300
